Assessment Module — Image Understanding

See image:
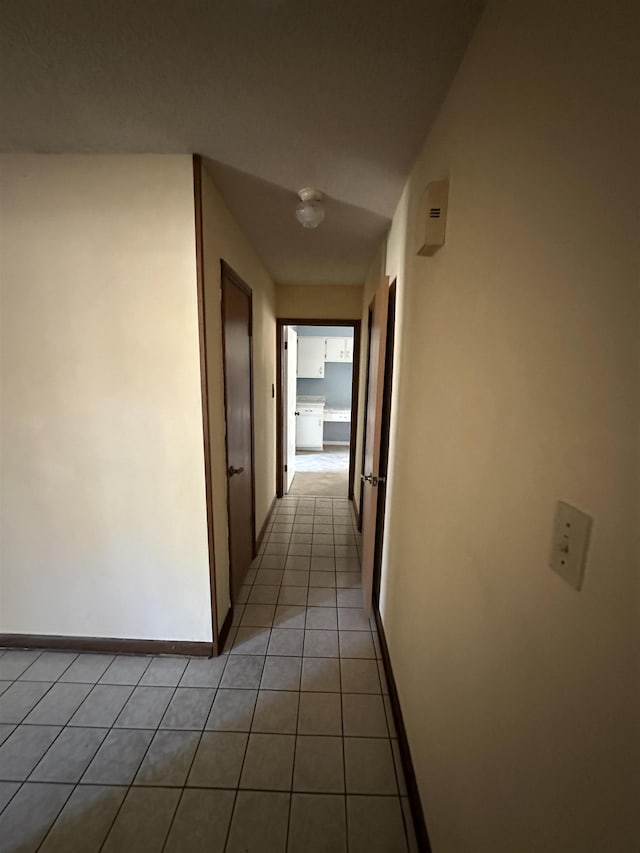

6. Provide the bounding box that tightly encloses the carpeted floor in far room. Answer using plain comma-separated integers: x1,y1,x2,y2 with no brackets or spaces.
290,448,349,497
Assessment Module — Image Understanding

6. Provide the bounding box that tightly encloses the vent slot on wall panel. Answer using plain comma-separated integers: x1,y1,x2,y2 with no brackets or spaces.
417,179,449,256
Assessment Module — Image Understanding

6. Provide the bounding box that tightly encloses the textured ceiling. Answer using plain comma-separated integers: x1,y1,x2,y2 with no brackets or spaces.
0,0,485,285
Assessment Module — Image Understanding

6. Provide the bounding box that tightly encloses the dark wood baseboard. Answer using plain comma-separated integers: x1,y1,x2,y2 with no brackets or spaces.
216,606,234,655
256,495,277,549
0,634,213,658
374,610,432,852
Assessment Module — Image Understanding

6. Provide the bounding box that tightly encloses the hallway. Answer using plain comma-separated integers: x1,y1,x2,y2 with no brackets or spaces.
0,497,417,852
2,1,638,847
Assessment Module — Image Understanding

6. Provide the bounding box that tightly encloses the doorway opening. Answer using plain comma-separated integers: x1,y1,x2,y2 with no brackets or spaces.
276,320,361,500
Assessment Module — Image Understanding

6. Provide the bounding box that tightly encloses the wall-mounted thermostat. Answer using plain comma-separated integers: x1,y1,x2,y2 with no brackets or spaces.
417,178,449,256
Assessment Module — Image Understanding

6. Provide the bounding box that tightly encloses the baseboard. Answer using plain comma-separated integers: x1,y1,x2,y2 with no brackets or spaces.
323,440,350,446
375,610,432,853
217,606,234,655
0,634,213,657
256,494,277,548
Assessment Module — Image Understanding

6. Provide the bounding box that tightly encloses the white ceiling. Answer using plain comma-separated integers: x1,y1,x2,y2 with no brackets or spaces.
0,0,485,285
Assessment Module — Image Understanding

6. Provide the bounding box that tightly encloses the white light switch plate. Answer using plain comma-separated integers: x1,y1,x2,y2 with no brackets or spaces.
550,501,593,590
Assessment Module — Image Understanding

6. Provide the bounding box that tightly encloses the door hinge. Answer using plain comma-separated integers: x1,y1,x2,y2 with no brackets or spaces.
284,341,288,350
284,464,288,472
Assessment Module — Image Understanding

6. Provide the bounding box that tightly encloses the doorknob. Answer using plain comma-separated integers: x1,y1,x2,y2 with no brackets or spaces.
361,473,386,486
228,466,244,477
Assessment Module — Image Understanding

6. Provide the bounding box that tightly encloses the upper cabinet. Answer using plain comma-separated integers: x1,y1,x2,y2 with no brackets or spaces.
325,336,353,363
297,335,354,377
297,336,326,378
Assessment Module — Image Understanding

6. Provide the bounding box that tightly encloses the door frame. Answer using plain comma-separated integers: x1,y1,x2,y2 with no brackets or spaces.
371,279,397,608
193,154,218,654
275,318,361,500
220,259,258,575
283,325,298,493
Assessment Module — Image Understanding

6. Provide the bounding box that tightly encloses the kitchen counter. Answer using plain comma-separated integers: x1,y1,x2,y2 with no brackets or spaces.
296,395,325,405
323,408,351,423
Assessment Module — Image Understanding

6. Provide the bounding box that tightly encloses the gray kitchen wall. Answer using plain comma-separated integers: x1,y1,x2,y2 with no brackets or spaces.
323,422,351,443
297,361,353,408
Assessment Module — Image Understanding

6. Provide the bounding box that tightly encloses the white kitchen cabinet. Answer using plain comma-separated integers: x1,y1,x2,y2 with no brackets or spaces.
344,336,353,362
325,336,353,363
297,337,325,378
325,337,344,362
296,403,324,450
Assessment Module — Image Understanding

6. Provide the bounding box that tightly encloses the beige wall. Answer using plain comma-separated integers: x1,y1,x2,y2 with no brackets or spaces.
277,283,363,319
376,0,640,850
201,160,277,630
0,155,212,641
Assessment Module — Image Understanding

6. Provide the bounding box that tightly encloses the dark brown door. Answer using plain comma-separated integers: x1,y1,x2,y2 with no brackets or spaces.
361,274,390,615
358,304,374,529
372,280,396,609
221,262,255,600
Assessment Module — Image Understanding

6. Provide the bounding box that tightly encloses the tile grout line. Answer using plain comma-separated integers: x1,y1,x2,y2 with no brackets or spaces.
284,517,307,852
344,496,355,853
0,654,63,820
90,655,167,853
3,725,395,743
221,503,293,849
159,669,225,853
2,777,408,796
221,625,265,850
339,595,350,853
2,651,87,842
282,498,311,848
107,648,229,851
35,653,157,852
19,650,79,685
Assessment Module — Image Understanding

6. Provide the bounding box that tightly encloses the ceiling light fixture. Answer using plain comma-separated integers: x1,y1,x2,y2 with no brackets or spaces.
295,188,325,229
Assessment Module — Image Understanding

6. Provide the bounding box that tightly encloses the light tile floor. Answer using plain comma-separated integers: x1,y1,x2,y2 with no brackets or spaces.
0,497,418,852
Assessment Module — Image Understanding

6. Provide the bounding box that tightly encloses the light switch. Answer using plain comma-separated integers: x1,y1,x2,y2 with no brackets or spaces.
549,500,593,590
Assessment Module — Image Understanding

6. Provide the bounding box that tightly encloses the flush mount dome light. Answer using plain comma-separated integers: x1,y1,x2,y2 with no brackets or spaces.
295,188,325,229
